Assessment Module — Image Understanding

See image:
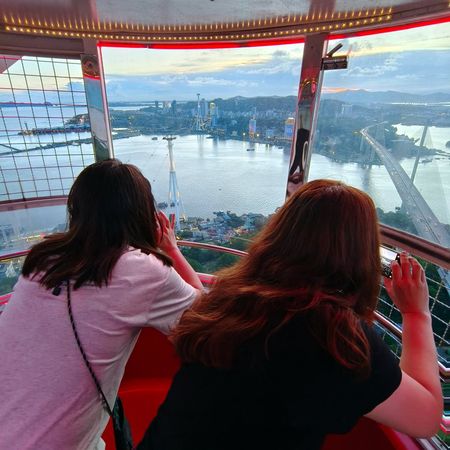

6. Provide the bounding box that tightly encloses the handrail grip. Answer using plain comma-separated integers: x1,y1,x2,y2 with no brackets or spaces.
176,240,248,258
380,224,450,270
0,236,446,267
0,197,447,268
0,250,30,260
374,311,449,378
0,242,447,378
0,195,67,212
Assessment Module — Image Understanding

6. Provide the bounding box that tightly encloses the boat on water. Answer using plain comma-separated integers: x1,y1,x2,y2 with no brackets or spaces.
152,136,158,140
247,148,254,151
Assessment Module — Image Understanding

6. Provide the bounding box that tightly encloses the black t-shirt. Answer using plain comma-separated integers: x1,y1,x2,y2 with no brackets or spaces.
137,316,401,450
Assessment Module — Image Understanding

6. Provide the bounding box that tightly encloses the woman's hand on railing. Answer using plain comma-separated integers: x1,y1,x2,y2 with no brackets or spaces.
369,253,442,438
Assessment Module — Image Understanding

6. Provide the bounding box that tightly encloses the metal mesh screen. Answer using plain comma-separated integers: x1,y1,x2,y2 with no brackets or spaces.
0,55,95,200
376,254,449,448
377,257,450,368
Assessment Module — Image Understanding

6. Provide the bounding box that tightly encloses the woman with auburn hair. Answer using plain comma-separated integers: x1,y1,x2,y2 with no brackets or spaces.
138,179,442,450
0,159,202,450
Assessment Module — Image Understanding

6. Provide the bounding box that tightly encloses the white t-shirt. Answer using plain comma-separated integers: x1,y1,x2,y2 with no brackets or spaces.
0,248,198,450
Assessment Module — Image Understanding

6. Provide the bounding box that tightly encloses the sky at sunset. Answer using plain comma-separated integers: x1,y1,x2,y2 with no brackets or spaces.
0,22,449,104
100,22,450,102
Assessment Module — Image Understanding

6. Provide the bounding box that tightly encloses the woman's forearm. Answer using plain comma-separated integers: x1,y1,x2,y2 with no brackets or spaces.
400,311,442,408
166,246,203,290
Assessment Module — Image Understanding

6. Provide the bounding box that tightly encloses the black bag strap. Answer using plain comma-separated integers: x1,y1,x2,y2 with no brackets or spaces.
66,280,115,418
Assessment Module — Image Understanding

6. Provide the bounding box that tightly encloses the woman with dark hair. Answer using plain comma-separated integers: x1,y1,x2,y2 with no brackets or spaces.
138,179,442,450
0,159,202,450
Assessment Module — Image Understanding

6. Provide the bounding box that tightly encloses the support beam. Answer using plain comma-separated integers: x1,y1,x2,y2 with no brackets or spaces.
0,54,21,74
0,32,83,59
286,33,328,198
82,39,113,161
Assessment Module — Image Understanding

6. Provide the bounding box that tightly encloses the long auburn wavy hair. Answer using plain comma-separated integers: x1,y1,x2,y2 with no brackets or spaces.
22,159,171,289
172,179,381,376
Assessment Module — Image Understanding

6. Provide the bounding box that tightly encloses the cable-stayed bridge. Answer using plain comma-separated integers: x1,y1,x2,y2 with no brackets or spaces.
360,126,450,248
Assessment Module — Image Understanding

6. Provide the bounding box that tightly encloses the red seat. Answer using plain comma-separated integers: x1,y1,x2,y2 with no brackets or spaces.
102,328,179,446
323,417,422,450
102,377,173,445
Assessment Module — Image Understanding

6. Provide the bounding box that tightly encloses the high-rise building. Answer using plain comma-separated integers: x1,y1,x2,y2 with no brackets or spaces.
266,128,275,139
341,104,353,117
249,118,257,138
0,224,15,245
210,102,217,127
284,117,295,138
200,98,207,119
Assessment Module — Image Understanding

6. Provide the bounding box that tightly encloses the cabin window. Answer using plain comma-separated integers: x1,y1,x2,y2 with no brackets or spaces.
0,55,93,267
309,22,450,248
101,43,304,273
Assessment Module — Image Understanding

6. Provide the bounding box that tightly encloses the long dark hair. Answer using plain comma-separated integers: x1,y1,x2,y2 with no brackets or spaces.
22,159,171,289
173,180,381,375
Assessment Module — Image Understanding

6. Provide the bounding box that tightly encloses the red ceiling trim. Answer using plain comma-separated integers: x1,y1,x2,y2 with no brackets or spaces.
98,42,147,49
97,15,450,50
97,39,306,49
150,42,242,49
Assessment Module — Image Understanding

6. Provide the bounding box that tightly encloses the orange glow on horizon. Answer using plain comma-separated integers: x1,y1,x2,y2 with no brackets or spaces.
321,87,359,94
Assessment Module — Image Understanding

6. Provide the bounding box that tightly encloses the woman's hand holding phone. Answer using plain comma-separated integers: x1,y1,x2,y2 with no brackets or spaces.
384,253,430,316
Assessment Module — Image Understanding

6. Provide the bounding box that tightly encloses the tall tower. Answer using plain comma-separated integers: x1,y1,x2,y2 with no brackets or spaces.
209,102,217,128
194,93,202,132
163,135,185,231
249,107,257,138
249,118,256,138
411,124,429,184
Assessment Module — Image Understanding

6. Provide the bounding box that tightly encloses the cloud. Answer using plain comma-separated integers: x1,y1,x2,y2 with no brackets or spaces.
345,63,398,77
343,52,401,77
332,22,450,59
186,76,257,87
272,50,289,58
65,81,84,91
394,73,419,81
237,47,301,75
102,47,275,76
153,75,186,85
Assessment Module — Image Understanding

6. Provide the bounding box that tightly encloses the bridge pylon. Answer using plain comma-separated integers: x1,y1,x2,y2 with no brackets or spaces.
360,133,374,165
163,135,185,231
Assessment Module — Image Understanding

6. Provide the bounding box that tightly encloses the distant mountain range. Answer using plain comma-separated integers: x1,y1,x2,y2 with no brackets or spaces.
110,90,450,109
0,101,53,107
322,90,450,104
202,91,450,112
